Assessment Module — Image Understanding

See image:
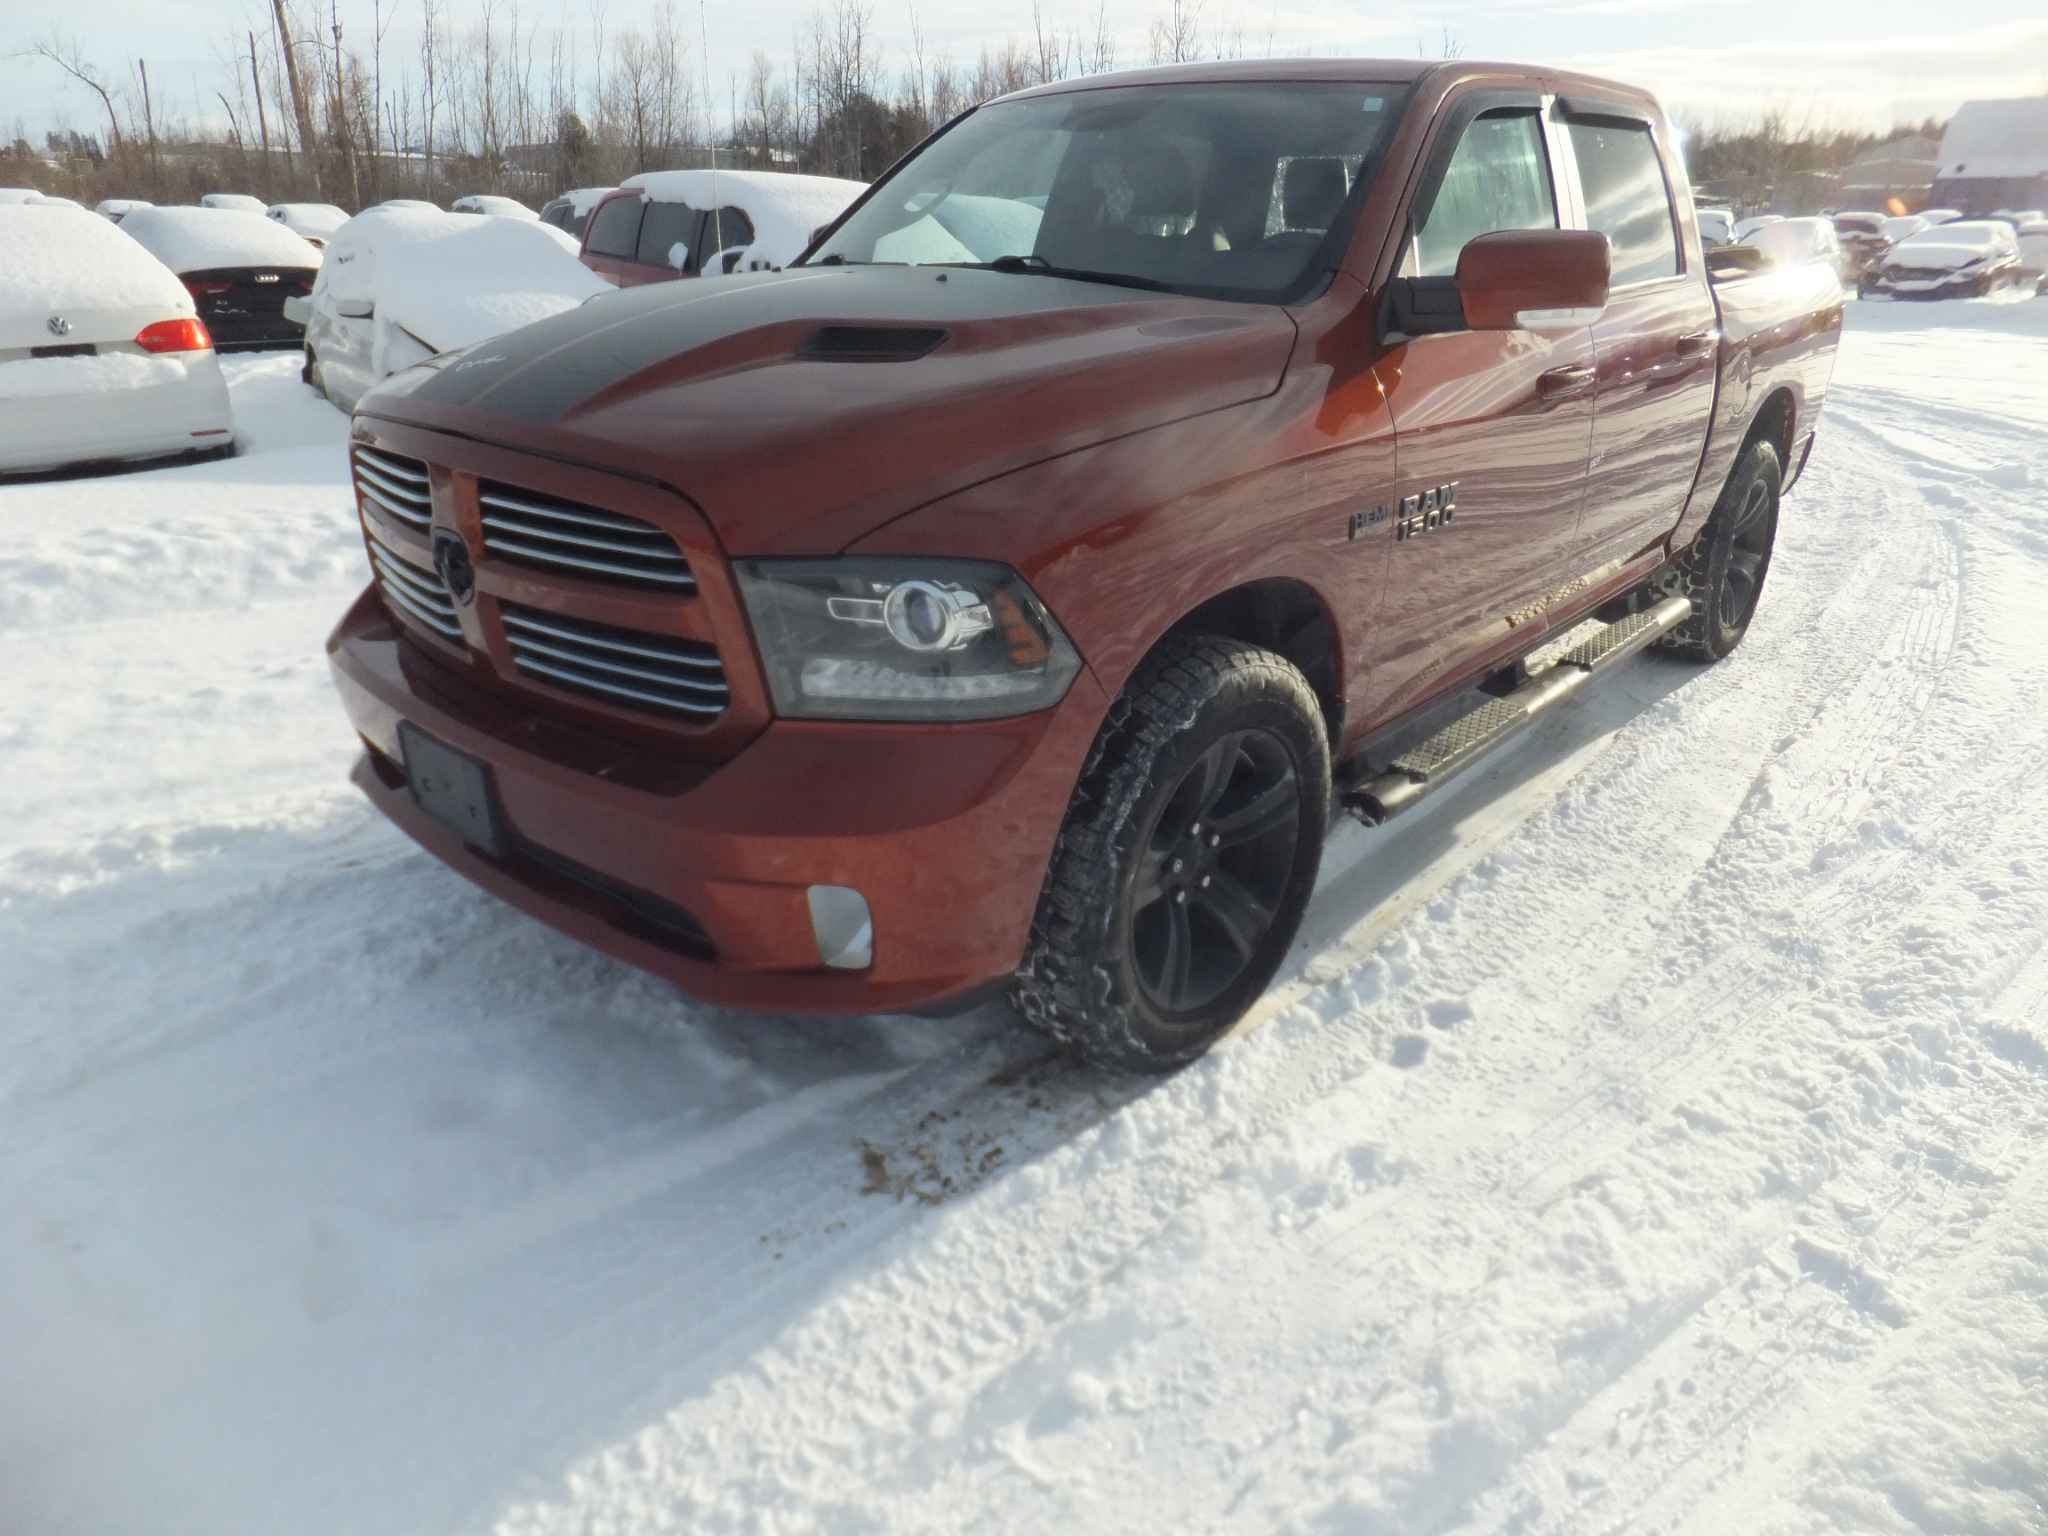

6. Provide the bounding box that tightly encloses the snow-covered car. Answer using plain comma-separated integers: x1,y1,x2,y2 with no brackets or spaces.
371,198,439,212
95,197,153,223
577,169,866,285
116,207,321,352
1732,213,1784,242
1917,207,1964,225
1879,213,1929,247
1695,207,1733,248
288,207,606,413
1989,208,2045,231
265,201,350,249
1866,220,2026,299
199,192,268,213
538,186,615,242
2017,221,2048,286
1751,216,1850,281
451,194,537,219
27,193,84,208
0,188,42,205
0,204,232,474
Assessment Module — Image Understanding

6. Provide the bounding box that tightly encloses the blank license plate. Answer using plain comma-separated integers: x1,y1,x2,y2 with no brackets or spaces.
398,724,507,857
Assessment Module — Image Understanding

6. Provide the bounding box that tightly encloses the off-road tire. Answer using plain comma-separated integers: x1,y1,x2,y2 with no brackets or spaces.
1655,437,1782,661
1011,635,1330,1073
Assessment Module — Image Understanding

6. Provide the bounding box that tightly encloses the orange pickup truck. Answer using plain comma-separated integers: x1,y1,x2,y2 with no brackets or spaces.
329,59,1842,1070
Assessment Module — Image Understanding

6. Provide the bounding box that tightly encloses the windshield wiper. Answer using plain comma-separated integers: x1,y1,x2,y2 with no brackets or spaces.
968,253,1180,294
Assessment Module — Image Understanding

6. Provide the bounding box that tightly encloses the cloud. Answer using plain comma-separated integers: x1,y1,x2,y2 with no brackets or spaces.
1552,19,2048,128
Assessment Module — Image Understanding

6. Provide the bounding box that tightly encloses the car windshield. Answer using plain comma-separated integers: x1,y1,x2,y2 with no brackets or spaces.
805,81,1406,303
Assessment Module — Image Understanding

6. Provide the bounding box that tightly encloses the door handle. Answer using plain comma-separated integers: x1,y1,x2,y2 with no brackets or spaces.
1676,328,1719,359
1537,364,1596,400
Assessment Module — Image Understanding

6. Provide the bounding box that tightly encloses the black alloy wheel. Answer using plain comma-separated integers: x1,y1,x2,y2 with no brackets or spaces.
1126,728,1302,1017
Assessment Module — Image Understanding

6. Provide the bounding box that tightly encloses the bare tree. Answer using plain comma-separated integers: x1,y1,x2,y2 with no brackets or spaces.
1150,0,1202,65
272,0,322,195
22,35,126,155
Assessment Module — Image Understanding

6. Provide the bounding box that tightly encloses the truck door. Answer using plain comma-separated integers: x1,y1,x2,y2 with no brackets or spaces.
1370,99,1597,722
1556,108,1718,569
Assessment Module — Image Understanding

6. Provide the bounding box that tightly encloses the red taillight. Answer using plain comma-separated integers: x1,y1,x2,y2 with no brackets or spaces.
184,279,232,298
136,318,214,353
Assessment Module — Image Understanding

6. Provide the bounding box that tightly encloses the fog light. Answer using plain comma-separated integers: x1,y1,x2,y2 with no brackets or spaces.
807,885,873,970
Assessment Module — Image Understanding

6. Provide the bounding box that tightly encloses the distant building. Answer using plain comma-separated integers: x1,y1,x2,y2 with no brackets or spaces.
1931,98,2048,214
1838,134,1939,213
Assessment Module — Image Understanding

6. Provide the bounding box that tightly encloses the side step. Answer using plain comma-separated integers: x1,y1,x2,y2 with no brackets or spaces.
1344,593,1692,826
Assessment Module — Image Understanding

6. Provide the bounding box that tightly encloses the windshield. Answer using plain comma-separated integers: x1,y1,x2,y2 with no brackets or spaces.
805,81,1406,303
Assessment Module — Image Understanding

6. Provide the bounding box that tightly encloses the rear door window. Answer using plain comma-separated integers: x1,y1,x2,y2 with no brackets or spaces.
1566,119,1681,286
636,201,701,270
584,194,644,258
1413,111,1557,278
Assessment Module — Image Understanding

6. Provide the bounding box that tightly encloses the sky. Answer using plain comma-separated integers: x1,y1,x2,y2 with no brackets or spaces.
4,0,2046,147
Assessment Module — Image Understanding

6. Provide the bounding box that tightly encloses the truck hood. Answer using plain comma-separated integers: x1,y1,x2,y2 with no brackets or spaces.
357,265,1298,555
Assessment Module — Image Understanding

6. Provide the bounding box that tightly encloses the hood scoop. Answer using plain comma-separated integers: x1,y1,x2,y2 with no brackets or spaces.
798,325,947,362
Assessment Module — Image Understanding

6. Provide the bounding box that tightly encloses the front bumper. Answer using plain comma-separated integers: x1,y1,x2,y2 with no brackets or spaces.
329,585,1109,1014
0,352,233,473
1864,270,1994,300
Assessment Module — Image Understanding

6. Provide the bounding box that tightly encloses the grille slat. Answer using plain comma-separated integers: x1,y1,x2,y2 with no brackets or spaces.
353,447,433,531
479,482,694,591
502,603,727,720
366,528,462,642
502,610,725,670
480,515,686,562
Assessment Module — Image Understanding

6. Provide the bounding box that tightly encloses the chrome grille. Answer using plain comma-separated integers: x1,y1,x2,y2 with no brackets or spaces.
353,447,433,531
366,526,462,642
502,605,726,718
479,482,694,591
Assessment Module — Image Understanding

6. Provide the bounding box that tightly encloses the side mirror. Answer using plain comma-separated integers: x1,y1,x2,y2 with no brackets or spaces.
1456,229,1611,329
335,296,375,319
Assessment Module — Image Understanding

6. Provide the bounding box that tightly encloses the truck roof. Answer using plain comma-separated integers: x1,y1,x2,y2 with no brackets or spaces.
999,58,1662,116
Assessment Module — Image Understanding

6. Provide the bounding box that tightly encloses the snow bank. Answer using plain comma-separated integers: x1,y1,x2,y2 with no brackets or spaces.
355,209,605,352
119,207,322,273
620,168,866,265
0,204,189,316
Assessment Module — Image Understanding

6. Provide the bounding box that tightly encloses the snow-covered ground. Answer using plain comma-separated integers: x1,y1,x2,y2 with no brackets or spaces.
4,301,2047,1535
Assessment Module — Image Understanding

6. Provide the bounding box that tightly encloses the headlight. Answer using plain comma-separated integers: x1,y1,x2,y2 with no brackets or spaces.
734,557,1082,721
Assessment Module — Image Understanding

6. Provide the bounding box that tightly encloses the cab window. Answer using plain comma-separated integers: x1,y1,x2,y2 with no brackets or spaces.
637,200,701,270
1413,110,1557,278
1566,118,1681,286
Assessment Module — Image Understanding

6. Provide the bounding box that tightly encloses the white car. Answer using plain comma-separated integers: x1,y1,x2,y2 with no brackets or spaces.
28,194,84,208
1695,207,1734,248
199,193,268,213
1867,220,2026,300
0,204,233,474
265,201,350,250
1748,216,1848,280
95,198,154,223
1732,213,1784,242
1917,208,1964,225
288,207,606,413
451,194,538,220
